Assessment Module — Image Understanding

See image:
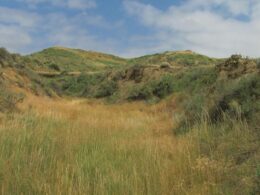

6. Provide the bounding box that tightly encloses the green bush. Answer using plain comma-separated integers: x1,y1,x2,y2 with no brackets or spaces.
153,75,174,98
0,48,23,69
128,74,175,100
48,63,60,71
173,67,217,92
0,48,9,60
209,73,260,122
174,72,260,134
95,80,118,98
128,83,155,100
60,74,105,97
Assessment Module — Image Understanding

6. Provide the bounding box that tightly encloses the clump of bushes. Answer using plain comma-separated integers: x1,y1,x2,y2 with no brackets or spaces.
48,63,60,71
128,67,217,102
128,82,155,100
173,67,217,92
95,80,118,98
153,75,175,98
62,74,98,96
209,73,260,122
128,74,175,101
58,73,110,97
174,71,259,134
0,47,22,68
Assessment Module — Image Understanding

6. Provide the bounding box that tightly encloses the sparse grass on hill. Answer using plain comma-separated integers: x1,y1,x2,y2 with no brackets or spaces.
128,50,221,67
28,47,128,72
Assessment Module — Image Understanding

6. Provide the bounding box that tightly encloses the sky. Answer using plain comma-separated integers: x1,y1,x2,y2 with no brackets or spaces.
0,0,260,58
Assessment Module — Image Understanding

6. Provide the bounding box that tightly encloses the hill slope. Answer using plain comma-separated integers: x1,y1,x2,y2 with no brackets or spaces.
28,47,128,72
0,48,259,194
129,50,221,67
28,47,222,73
0,48,56,112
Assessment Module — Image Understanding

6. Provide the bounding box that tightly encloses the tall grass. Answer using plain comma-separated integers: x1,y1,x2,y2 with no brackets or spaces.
0,99,175,194
172,115,259,194
0,98,258,194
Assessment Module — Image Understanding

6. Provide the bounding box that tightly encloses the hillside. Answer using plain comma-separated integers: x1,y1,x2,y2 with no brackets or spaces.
27,47,222,74
1,47,259,131
0,48,56,112
48,53,259,127
0,48,259,194
27,47,128,72
129,50,221,67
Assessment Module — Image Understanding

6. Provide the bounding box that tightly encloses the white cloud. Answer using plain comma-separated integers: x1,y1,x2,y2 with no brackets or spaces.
1,1,259,58
0,24,32,52
0,6,39,27
18,0,96,10
0,5,120,54
123,0,260,57
67,0,96,9
186,0,251,16
0,6,37,52
43,13,118,53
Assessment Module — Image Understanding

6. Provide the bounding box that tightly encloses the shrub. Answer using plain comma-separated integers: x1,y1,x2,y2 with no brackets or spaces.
48,63,60,71
128,74,175,100
153,75,174,98
128,83,155,100
0,48,9,60
58,73,106,97
0,48,12,67
173,67,217,92
95,80,118,98
174,71,260,134
209,73,260,122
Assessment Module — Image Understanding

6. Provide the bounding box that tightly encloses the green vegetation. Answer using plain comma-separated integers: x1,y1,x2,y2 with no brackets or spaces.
95,80,118,98
0,47,22,68
184,116,259,195
45,73,105,97
28,47,128,72
0,47,259,194
129,50,220,67
0,48,57,112
0,48,25,112
0,85,22,112
128,74,175,101
0,103,175,194
0,101,258,194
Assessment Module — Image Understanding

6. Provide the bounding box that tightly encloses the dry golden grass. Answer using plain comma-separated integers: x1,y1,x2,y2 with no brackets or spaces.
0,95,258,194
0,95,177,194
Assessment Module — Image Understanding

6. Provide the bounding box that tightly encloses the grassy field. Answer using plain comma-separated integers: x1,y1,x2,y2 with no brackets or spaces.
0,48,259,194
0,95,259,195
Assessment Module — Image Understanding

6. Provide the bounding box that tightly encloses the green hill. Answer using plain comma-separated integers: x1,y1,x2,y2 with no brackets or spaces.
0,47,259,195
128,50,221,67
27,47,222,73
27,47,128,72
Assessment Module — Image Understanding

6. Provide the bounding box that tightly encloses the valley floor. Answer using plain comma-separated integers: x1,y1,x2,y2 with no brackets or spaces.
0,95,259,194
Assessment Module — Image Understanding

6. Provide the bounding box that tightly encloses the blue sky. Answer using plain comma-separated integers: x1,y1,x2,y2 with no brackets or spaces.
0,0,260,57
